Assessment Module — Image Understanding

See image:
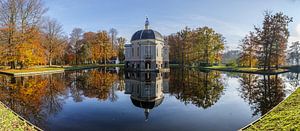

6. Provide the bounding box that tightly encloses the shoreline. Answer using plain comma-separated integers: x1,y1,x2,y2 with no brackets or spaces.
241,87,300,130
0,101,41,130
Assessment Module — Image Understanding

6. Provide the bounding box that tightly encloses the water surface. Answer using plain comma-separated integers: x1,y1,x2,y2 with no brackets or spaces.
0,68,298,131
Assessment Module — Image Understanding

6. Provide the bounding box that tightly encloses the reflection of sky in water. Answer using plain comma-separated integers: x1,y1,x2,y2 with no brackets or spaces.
0,69,298,131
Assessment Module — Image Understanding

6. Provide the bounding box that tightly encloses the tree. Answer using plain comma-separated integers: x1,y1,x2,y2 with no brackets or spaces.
117,37,126,62
239,32,258,67
255,11,292,70
17,27,46,68
90,31,116,64
109,28,118,48
194,27,225,66
42,18,66,66
69,28,83,65
288,41,300,65
0,0,47,69
166,26,225,66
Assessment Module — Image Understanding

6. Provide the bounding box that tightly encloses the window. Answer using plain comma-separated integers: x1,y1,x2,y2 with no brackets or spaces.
131,48,134,56
137,47,140,56
157,47,158,56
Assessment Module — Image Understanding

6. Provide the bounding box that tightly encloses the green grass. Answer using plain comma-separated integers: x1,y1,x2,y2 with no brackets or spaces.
0,64,124,75
169,64,180,67
203,66,287,74
244,87,300,130
63,64,100,71
0,102,37,130
98,64,124,67
0,67,64,74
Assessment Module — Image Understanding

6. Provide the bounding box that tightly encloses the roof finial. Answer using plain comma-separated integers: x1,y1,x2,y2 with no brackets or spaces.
145,17,149,30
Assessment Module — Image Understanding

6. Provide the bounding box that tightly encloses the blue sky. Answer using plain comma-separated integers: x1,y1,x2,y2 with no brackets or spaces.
45,0,300,49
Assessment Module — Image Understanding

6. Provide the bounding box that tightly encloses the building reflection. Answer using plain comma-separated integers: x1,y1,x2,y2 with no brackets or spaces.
125,72,169,121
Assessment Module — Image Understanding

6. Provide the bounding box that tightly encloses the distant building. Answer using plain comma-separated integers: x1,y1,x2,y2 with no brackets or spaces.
125,72,169,121
125,18,169,71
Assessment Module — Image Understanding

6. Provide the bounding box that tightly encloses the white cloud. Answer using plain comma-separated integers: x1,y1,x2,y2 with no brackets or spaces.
296,23,300,36
289,23,300,43
288,23,300,48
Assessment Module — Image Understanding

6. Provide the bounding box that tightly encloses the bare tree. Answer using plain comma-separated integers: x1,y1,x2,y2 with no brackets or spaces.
42,18,66,66
69,28,83,65
109,28,118,47
288,41,300,65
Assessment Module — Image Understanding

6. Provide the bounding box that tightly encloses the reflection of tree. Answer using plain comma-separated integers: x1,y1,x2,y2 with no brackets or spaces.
169,68,224,109
43,74,67,117
286,73,300,88
239,74,285,116
65,71,86,102
68,70,118,101
0,74,67,129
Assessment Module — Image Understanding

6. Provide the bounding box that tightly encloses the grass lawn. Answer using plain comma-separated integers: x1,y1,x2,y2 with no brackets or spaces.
98,64,124,67
0,102,37,130
0,67,64,74
204,66,287,74
0,64,124,75
243,87,300,130
63,64,100,71
169,64,180,67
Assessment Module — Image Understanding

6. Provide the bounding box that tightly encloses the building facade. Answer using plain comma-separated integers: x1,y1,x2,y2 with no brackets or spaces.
125,18,169,71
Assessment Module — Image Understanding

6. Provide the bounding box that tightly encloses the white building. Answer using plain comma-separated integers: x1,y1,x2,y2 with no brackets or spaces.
125,18,169,71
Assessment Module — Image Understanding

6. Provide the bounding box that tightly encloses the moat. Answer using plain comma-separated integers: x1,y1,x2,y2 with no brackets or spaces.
0,67,298,131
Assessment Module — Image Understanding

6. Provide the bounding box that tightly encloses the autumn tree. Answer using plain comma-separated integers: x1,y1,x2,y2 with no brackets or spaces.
90,31,116,64
42,18,66,66
17,27,46,68
287,41,300,65
255,11,292,70
166,26,225,66
193,27,225,66
239,32,258,67
0,0,47,69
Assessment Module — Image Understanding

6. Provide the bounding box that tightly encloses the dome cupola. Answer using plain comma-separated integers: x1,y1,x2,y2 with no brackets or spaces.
131,17,164,42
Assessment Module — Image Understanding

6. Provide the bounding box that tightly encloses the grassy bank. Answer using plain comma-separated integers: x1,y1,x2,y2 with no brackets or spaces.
0,64,124,76
64,64,100,71
0,102,37,130
243,87,300,130
203,66,288,74
0,67,64,76
98,64,124,67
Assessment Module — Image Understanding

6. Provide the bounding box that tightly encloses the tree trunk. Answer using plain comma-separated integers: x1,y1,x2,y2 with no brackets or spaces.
49,58,52,67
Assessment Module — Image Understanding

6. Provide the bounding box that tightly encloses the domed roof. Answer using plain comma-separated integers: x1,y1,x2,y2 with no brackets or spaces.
130,17,164,42
131,29,164,42
130,96,164,109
